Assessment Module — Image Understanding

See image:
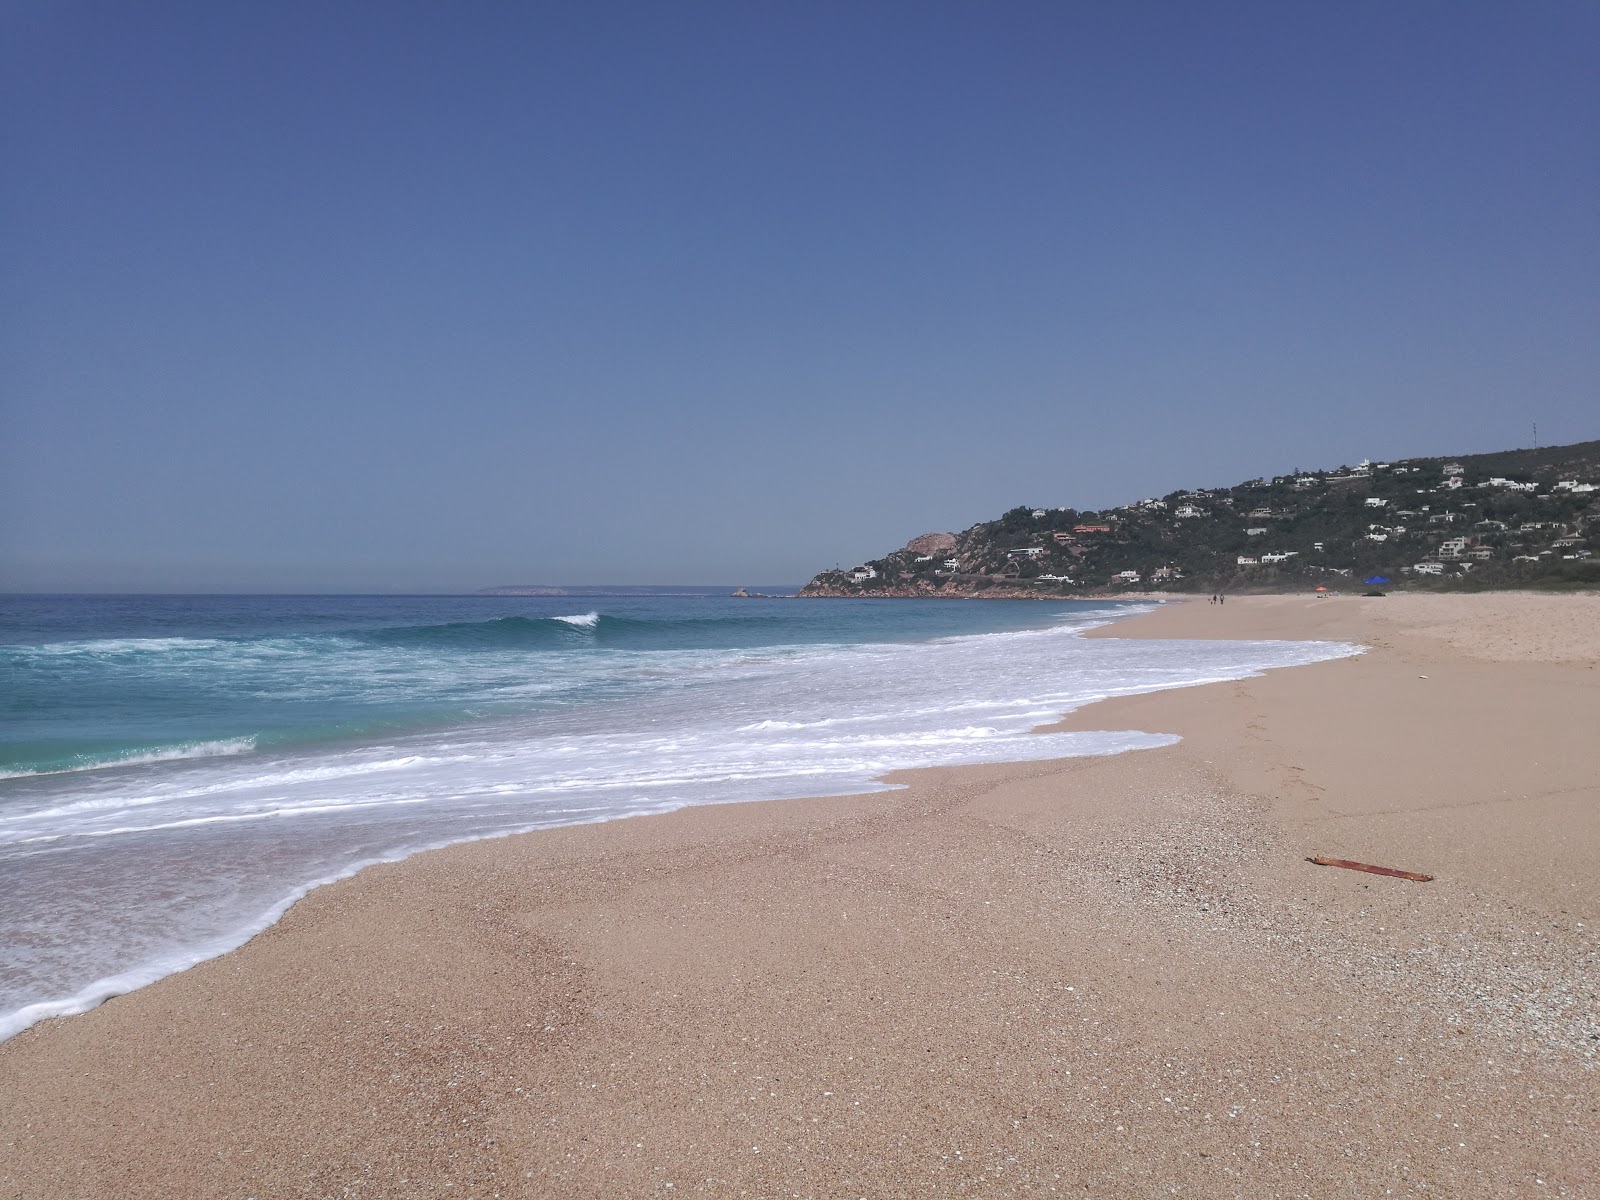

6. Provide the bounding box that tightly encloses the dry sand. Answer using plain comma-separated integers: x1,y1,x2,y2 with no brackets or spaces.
2,593,1596,1199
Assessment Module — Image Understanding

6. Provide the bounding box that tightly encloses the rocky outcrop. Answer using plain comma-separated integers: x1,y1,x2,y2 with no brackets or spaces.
902,532,958,555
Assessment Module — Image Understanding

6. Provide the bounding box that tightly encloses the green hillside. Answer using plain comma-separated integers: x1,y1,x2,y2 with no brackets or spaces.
802,440,1600,595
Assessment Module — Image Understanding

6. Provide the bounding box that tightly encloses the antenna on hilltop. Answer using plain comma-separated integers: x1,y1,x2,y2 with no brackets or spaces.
1532,421,1538,449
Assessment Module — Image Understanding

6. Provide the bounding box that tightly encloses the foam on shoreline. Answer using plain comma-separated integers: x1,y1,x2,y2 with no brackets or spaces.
0,608,1360,1044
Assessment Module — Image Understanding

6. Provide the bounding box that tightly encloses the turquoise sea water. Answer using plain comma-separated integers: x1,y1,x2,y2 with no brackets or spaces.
0,592,1125,778
0,592,1360,1041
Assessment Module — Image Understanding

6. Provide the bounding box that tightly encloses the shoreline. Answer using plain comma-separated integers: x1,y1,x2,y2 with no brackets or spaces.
2,593,1596,1197
0,596,1324,1049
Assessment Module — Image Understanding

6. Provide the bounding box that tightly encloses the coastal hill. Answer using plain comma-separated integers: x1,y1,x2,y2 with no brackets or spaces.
801,440,1600,596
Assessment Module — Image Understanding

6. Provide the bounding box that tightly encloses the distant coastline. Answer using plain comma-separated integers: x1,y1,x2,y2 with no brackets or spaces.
799,438,1599,598
798,579,1158,601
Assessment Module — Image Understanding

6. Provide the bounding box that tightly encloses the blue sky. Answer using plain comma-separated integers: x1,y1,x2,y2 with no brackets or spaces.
4,1,1596,590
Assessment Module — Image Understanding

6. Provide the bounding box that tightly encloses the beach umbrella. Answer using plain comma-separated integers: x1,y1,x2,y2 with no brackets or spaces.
1364,575,1391,585
1315,586,1328,592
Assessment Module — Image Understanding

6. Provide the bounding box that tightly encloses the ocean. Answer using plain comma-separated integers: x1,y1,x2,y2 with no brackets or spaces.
0,592,1359,1042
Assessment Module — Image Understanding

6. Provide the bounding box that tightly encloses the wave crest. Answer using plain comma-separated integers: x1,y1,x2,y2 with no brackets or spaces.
0,737,258,780
552,612,600,627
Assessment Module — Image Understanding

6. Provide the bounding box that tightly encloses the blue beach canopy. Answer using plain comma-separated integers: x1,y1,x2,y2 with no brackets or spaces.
1364,575,1391,585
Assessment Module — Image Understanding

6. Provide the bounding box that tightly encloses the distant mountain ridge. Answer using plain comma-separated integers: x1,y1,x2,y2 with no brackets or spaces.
802,439,1600,596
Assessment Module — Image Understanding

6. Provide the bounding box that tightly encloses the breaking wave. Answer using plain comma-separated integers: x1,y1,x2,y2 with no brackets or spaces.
0,737,258,781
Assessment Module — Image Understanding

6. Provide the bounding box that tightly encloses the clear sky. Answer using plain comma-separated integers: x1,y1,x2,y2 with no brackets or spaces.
4,2,1596,591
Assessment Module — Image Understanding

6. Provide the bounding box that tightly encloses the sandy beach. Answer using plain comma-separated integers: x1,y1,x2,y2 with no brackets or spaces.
2,593,1596,1198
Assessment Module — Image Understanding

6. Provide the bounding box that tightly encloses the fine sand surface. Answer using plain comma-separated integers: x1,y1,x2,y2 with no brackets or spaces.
2,593,1596,1198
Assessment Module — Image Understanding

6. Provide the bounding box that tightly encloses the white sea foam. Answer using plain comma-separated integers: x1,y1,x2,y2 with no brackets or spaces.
20,636,231,657
552,611,600,627
0,755,468,827
0,737,258,781
0,797,696,1046
0,613,1362,1043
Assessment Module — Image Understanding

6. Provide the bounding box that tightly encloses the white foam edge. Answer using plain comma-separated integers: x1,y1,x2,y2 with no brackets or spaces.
0,726,1193,1046
0,798,691,1046
1023,642,1367,730
0,619,1367,1045
0,726,1191,1044
0,737,258,782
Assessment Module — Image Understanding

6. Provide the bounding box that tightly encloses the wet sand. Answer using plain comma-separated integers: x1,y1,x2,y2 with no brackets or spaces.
2,593,1596,1198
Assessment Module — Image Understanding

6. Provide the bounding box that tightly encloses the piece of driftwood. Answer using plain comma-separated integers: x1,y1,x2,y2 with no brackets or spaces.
1306,856,1434,882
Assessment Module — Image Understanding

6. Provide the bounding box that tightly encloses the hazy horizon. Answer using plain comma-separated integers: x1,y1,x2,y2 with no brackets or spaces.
0,584,811,596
